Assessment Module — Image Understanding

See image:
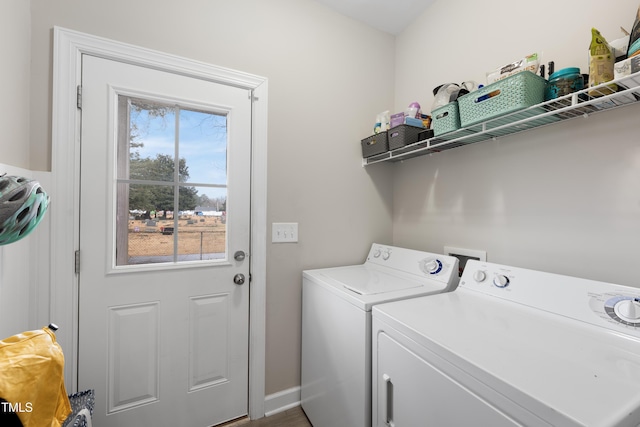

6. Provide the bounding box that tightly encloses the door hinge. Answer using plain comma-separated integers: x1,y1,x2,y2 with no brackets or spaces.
249,90,259,102
77,85,82,109
75,250,80,274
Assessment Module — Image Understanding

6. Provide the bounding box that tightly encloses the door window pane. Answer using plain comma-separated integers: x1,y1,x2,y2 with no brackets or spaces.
127,99,176,182
177,187,227,262
116,96,228,266
180,110,227,185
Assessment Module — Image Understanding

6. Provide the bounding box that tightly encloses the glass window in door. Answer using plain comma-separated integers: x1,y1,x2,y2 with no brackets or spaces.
115,96,228,266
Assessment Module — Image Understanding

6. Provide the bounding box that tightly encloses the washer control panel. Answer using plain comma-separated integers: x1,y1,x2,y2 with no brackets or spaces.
365,243,459,287
460,260,640,338
372,246,392,261
419,257,443,275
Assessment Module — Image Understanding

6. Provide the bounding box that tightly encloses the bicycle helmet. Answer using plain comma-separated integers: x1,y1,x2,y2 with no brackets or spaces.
0,174,50,245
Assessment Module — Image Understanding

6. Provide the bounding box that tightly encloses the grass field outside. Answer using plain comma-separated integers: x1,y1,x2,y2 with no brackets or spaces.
127,215,226,261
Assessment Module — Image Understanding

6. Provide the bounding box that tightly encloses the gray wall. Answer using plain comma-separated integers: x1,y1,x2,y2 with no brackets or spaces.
1,0,30,169
0,2,36,339
392,0,640,286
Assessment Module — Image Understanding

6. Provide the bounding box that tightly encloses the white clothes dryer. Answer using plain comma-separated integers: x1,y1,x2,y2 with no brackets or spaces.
372,260,640,427
301,243,459,427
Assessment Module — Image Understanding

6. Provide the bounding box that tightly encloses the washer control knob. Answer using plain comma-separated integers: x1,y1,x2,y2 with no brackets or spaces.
493,274,510,288
373,249,381,258
420,258,443,275
615,299,640,321
473,270,487,282
382,250,391,260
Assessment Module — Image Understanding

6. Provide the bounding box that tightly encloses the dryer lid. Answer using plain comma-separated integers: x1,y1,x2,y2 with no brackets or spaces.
320,267,422,295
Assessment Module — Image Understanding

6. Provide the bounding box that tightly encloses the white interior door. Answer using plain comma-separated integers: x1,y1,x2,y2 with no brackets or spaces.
78,54,252,427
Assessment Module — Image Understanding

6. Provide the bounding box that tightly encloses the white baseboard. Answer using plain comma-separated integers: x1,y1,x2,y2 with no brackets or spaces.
264,386,301,417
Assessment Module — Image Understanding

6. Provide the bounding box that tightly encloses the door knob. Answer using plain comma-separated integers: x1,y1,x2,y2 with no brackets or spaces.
234,251,246,262
233,273,245,285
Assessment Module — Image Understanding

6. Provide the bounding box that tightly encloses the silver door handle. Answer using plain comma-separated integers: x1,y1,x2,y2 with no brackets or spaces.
234,250,246,262
383,374,395,427
233,273,245,285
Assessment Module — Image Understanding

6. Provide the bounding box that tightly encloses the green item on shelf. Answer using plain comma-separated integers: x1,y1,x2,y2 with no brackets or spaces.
588,28,616,97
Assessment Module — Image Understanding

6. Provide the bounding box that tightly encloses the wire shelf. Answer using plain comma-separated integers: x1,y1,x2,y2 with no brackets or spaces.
362,71,640,166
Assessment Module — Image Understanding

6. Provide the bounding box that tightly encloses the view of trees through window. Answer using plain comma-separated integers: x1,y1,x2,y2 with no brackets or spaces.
116,96,228,265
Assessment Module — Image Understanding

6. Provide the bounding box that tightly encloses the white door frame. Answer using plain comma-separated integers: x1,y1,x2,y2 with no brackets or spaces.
51,26,268,420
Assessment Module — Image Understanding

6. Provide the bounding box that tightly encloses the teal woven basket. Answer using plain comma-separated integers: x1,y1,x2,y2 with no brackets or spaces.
431,101,461,136
458,71,547,128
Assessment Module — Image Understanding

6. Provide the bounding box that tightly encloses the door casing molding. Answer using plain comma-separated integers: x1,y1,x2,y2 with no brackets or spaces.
52,26,268,419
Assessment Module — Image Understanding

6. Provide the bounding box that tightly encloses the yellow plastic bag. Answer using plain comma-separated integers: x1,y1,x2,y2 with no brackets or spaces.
0,327,71,426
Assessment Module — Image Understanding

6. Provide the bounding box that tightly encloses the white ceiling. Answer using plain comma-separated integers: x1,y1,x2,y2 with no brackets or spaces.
312,0,436,35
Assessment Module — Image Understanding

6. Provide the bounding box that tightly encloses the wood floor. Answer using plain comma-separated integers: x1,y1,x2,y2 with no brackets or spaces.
221,406,312,427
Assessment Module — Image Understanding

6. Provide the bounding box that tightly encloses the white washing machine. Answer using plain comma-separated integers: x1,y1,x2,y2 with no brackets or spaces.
372,259,640,427
301,243,459,427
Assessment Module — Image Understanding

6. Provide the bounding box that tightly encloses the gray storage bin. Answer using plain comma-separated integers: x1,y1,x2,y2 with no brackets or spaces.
361,132,388,158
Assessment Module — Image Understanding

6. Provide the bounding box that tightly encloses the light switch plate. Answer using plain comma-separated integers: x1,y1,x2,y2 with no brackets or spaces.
272,222,298,243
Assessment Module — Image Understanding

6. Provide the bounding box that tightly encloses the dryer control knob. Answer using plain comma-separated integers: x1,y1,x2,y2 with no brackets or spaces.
473,270,487,282
493,274,510,288
373,249,381,258
615,299,640,321
382,250,391,260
